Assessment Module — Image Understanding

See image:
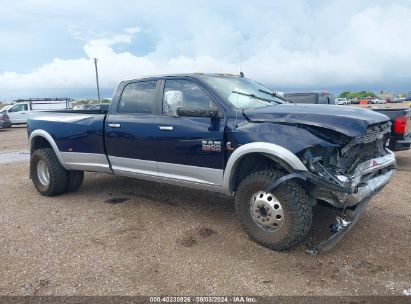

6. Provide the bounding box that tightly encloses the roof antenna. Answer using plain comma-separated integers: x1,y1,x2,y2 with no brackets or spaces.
239,44,244,77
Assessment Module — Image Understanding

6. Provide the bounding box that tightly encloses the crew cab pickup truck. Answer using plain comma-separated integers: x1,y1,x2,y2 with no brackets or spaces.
27,74,396,253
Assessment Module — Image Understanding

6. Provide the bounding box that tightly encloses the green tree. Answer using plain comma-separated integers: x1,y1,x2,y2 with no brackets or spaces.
339,91,376,99
339,91,351,98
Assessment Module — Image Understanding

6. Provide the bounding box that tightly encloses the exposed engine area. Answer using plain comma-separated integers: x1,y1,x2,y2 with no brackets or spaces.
296,122,396,208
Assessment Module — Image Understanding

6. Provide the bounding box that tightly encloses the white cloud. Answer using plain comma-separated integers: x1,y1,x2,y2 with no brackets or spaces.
125,27,141,34
1,0,411,98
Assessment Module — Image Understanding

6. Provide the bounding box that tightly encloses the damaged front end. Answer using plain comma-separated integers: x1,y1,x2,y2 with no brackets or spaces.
267,121,396,254
300,121,395,209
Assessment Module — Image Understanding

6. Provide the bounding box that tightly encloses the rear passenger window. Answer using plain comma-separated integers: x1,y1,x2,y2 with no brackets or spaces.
118,81,157,114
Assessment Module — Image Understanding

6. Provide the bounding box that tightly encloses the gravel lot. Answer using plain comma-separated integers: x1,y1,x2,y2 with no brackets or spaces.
0,126,410,296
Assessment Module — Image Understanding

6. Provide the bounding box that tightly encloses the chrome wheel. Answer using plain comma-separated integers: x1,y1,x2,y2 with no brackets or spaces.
37,160,50,186
250,191,284,232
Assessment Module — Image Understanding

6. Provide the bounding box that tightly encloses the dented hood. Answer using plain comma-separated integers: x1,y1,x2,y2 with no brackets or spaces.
243,104,389,137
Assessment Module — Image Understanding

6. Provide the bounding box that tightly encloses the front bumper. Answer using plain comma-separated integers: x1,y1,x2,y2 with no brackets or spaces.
267,150,396,208
311,150,396,208
265,150,396,254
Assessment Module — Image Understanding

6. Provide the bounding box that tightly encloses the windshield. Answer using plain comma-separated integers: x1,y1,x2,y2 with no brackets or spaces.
200,75,286,109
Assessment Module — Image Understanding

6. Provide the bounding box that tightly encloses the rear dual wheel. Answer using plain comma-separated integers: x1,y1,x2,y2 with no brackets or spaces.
30,148,84,196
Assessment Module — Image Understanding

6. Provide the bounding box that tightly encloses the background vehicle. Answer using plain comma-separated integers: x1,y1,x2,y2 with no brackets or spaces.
0,104,13,111
370,98,385,104
0,113,11,129
283,92,335,104
27,74,395,253
2,98,72,125
89,104,110,111
335,98,350,105
373,108,411,151
73,104,94,110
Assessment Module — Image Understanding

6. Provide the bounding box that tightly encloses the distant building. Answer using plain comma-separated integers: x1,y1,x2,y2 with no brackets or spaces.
378,92,396,99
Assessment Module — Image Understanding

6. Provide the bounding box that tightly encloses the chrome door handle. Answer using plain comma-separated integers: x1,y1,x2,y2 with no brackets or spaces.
108,123,121,128
159,126,173,131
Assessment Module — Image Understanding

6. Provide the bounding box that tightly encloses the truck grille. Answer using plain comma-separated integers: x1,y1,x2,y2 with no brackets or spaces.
341,122,391,156
340,122,391,174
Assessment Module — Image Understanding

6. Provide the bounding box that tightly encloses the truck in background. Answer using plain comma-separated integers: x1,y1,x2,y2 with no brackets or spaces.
282,92,411,151
1,98,72,125
375,108,411,151
284,92,335,105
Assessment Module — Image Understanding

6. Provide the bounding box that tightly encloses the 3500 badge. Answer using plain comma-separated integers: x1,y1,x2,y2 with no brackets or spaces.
202,140,222,152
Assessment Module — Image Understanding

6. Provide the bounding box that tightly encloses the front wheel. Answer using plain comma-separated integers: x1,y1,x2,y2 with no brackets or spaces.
30,148,68,196
235,170,312,251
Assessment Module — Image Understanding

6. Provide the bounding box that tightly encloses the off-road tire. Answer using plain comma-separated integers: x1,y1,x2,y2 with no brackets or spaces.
66,171,84,192
30,148,68,196
235,169,312,251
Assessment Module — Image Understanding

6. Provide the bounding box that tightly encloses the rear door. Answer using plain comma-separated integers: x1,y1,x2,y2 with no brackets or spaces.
154,78,226,186
105,80,161,176
7,103,28,124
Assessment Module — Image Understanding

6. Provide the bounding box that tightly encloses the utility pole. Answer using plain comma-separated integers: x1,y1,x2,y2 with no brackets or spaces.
93,58,101,102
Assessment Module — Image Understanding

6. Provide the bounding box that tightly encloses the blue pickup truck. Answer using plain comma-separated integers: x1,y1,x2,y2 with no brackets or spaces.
27,74,396,253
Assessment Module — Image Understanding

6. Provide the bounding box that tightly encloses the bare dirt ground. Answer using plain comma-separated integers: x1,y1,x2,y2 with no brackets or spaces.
0,126,410,296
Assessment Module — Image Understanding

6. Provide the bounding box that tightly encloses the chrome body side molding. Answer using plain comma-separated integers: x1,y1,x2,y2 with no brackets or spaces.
110,156,224,191
114,169,226,194
109,156,158,176
157,162,223,185
62,152,112,173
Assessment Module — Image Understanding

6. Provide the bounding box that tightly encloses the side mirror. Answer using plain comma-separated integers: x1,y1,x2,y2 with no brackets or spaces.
176,107,221,119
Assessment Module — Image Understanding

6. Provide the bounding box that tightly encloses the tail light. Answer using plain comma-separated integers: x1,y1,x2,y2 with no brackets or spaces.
393,116,407,135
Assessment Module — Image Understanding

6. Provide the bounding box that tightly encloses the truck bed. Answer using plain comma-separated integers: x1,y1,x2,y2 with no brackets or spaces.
28,111,107,155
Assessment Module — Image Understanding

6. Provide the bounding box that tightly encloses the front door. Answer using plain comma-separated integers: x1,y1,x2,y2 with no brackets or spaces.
105,80,161,176
7,103,28,124
155,78,226,186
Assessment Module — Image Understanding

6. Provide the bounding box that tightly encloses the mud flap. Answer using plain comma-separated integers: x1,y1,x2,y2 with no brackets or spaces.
306,196,371,255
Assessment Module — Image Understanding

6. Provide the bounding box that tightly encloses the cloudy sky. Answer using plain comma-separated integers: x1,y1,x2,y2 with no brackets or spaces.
1,0,411,100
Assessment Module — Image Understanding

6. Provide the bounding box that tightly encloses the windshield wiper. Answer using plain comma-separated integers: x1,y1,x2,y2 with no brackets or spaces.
231,90,278,104
258,89,292,103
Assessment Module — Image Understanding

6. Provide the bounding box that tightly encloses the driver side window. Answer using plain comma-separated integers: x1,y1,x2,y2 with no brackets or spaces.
163,79,217,116
9,104,28,113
